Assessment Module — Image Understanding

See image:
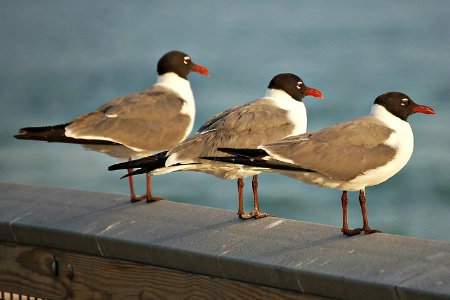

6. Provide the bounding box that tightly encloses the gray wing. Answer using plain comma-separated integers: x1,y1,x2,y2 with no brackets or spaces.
262,116,397,181
197,99,294,134
169,99,296,162
197,106,238,133
66,85,191,151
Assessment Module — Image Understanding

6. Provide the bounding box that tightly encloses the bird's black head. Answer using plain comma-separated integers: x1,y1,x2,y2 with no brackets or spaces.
157,50,209,79
267,73,323,101
374,92,435,121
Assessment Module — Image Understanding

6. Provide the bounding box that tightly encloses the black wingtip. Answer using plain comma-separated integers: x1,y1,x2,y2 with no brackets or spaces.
217,147,268,158
201,155,315,173
108,151,169,171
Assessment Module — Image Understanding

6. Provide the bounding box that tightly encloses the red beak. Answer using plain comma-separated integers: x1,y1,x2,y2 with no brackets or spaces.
191,64,210,77
304,87,323,99
413,105,436,115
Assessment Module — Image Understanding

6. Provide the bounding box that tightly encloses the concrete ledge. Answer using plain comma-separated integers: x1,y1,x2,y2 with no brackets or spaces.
0,182,449,299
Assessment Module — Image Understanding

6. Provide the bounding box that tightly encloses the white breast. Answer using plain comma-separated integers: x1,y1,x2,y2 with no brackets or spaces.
155,72,196,141
277,104,415,191
347,104,414,189
264,88,307,136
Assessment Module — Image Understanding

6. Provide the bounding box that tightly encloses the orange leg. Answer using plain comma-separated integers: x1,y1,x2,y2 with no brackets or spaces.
128,168,146,203
358,190,381,235
145,173,164,203
250,175,271,219
341,191,363,236
237,176,271,220
237,178,252,219
127,159,164,203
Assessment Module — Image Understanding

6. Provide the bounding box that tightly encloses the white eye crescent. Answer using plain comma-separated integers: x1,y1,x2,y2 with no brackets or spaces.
183,56,190,65
296,81,303,89
401,98,409,106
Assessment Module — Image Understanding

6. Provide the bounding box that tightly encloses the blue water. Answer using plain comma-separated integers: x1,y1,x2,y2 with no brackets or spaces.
1,1,449,242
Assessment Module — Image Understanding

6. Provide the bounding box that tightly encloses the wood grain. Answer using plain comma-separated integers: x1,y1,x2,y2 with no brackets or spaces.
0,242,328,300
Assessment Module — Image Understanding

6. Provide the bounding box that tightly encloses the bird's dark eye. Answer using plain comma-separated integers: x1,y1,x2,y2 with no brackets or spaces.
401,98,409,106
296,81,303,89
183,56,190,65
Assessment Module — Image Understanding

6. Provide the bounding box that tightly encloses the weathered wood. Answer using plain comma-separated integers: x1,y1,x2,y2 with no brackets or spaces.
0,242,325,300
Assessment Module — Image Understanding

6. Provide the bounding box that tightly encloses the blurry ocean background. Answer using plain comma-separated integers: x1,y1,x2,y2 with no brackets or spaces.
1,1,449,242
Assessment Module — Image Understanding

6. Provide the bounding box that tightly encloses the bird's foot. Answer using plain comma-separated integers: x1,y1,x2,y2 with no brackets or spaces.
130,195,164,203
130,195,146,203
239,210,272,220
363,227,382,235
252,211,272,219
342,227,363,236
146,196,165,203
342,226,382,236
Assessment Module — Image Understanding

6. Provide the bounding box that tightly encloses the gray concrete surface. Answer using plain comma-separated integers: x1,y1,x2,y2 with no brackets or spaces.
0,182,449,299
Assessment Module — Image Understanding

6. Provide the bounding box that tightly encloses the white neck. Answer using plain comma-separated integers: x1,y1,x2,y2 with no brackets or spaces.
343,103,415,190
264,88,307,136
155,72,195,104
155,72,196,140
370,103,409,131
371,102,414,168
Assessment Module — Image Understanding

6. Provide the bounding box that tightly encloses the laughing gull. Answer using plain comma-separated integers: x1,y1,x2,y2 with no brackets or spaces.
14,50,209,202
203,92,435,234
109,73,323,219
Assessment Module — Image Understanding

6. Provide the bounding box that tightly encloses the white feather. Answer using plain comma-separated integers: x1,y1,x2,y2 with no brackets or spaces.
155,72,196,141
264,88,307,136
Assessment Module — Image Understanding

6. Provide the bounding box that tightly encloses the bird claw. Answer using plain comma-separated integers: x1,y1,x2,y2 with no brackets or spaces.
130,195,164,203
253,211,272,219
342,227,382,236
130,195,147,203
239,210,272,220
146,196,165,203
363,227,382,235
341,227,363,236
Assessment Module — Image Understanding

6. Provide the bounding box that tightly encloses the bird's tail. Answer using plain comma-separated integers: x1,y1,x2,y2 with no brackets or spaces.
14,123,118,145
108,151,169,178
14,124,69,142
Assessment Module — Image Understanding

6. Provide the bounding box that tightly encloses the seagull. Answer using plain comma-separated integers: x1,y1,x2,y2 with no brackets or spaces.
109,73,323,219
14,50,209,202
202,92,435,234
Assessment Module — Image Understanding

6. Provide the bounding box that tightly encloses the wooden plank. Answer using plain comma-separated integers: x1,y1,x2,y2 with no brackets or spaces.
0,242,328,300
